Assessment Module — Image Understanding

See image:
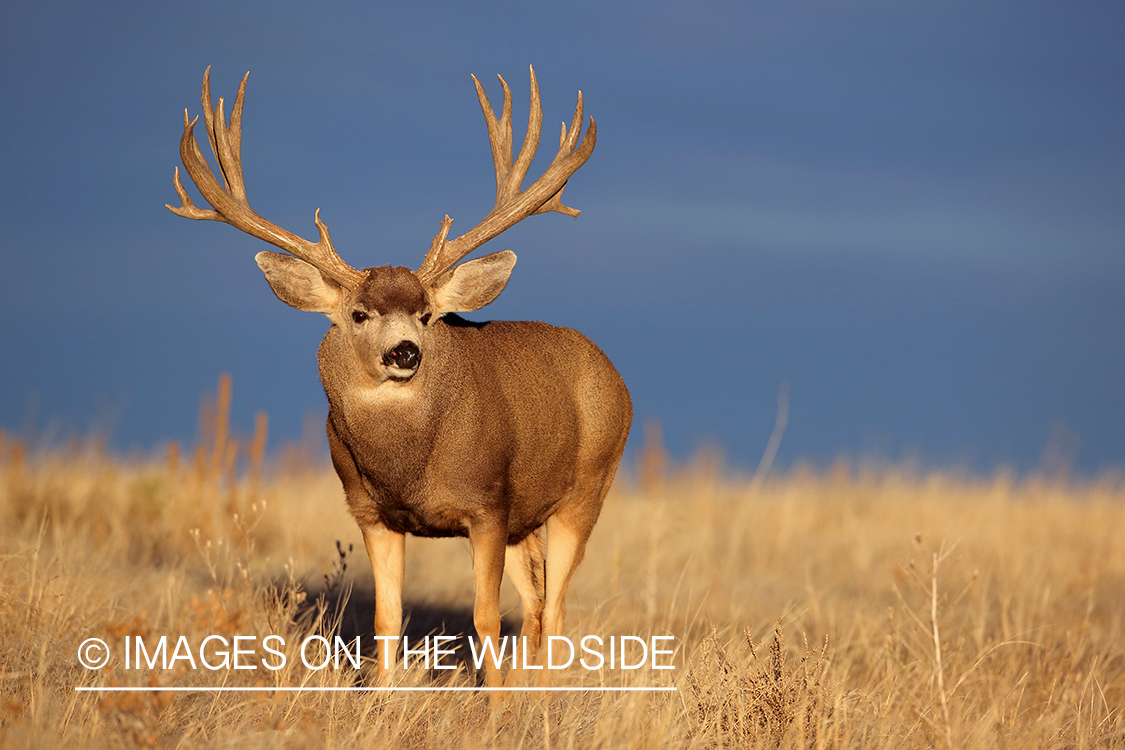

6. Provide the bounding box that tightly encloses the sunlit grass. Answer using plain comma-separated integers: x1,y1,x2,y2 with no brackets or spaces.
1,378,1123,747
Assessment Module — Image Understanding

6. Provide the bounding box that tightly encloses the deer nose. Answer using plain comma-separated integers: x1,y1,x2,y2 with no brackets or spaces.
384,340,421,370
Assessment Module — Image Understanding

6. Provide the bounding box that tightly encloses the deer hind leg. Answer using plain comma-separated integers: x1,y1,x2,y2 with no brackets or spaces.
503,530,545,685
541,512,590,646
538,469,618,685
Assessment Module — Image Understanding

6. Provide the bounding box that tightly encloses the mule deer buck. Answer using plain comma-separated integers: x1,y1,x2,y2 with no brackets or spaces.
167,67,632,691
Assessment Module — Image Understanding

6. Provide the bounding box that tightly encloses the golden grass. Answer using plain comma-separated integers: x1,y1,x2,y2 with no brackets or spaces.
1,384,1123,747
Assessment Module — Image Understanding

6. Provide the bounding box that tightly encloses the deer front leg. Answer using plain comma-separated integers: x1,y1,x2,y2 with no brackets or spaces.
328,419,405,684
362,523,405,684
468,517,508,703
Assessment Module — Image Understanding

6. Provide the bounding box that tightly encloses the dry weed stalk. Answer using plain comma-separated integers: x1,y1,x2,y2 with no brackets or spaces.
685,622,831,746
929,545,954,747
749,380,789,493
892,536,979,748
184,374,273,580
637,418,669,497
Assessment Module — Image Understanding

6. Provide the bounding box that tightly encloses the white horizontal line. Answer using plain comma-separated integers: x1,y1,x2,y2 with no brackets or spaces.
75,685,676,693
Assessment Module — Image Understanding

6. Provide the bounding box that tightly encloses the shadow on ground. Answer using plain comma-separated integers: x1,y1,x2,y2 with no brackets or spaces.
283,577,521,684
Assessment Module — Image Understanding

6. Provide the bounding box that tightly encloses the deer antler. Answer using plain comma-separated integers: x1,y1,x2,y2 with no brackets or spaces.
167,67,366,290
416,66,597,284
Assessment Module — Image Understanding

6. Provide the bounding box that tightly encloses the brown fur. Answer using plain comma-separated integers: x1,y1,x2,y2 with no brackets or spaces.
322,314,630,542
354,266,428,315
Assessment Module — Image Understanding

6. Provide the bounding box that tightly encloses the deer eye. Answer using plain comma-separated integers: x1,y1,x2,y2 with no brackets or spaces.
351,310,368,324
420,312,432,326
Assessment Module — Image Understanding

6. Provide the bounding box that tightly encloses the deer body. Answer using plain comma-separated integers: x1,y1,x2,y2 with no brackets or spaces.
322,312,629,543
169,67,629,694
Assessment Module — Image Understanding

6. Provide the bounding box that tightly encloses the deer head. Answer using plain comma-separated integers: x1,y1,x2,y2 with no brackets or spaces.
168,66,596,385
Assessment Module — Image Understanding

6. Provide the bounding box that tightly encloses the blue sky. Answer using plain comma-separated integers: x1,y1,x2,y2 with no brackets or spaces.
2,1,1122,474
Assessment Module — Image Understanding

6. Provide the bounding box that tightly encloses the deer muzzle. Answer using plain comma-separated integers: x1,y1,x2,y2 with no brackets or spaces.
383,340,421,376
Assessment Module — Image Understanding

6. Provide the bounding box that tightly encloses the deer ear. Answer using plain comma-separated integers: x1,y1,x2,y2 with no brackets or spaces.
255,251,343,316
430,250,517,314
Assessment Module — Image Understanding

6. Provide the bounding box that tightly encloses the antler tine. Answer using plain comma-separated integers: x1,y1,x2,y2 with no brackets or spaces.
167,68,365,290
200,69,220,180
533,90,586,218
211,75,248,202
417,65,597,284
228,73,247,176
506,68,542,202
473,73,514,202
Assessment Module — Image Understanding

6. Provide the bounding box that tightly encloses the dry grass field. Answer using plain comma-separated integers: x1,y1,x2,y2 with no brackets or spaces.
1,378,1123,748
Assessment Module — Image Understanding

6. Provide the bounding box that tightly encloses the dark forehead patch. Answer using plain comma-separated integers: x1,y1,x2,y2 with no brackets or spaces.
355,266,427,314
